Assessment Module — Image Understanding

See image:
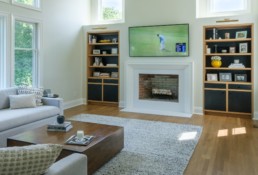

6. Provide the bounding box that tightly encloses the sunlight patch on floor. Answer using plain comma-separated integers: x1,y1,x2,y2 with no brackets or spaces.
178,131,197,141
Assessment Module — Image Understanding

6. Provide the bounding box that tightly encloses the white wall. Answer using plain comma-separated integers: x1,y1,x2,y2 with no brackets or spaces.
0,0,90,109
85,0,258,117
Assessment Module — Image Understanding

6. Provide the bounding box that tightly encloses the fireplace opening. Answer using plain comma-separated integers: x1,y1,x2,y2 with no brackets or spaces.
139,74,179,102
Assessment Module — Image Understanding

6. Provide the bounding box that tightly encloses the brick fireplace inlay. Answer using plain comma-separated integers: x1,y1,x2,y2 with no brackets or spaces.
139,74,178,102
122,59,193,118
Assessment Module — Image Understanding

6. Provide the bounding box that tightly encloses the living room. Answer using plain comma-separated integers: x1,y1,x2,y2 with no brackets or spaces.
0,0,258,174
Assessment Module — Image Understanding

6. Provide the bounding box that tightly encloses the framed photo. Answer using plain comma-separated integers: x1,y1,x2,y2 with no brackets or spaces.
111,72,118,78
234,74,247,82
236,31,247,39
219,73,232,82
93,72,100,77
207,73,218,81
229,47,236,53
93,49,100,54
111,48,118,54
239,43,248,53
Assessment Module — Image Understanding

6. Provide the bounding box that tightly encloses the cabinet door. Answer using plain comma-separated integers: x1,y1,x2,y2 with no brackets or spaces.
88,84,102,101
103,85,118,102
228,91,251,113
205,90,226,111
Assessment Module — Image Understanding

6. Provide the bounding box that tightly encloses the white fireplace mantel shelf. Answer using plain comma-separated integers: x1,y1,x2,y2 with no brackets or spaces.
121,59,193,118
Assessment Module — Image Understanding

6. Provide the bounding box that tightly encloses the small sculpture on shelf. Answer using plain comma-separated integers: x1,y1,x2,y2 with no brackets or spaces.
93,57,104,66
228,59,245,68
211,56,222,68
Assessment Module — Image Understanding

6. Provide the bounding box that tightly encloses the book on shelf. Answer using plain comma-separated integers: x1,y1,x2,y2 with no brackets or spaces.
66,135,94,146
47,124,73,132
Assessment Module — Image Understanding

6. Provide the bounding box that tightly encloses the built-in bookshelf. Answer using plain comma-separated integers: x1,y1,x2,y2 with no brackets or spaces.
203,23,253,118
86,30,119,105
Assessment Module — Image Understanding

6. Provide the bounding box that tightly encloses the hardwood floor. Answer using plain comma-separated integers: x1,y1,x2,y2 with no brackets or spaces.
65,104,258,175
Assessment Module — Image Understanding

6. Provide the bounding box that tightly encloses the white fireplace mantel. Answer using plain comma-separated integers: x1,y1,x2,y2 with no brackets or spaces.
121,59,193,118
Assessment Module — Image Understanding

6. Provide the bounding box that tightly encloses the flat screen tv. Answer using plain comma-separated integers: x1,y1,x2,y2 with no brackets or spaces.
129,24,189,57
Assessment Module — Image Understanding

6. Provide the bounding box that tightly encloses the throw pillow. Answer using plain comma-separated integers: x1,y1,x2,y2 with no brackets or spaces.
0,144,63,175
18,86,44,106
9,94,36,109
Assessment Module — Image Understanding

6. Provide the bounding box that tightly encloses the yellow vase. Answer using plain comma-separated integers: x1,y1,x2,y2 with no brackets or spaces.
211,60,222,68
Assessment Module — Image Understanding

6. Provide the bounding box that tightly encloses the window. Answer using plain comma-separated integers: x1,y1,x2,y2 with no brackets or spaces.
0,14,7,88
98,0,124,23
14,19,39,86
12,0,41,10
196,0,251,18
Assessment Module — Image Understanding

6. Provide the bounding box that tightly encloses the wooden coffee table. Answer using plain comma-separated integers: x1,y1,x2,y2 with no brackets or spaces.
7,120,124,175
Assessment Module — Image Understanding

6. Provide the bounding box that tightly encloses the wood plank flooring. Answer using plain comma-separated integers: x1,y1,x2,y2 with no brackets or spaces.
64,104,258,175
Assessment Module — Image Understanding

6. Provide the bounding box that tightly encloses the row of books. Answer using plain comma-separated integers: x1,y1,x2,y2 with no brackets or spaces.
47,121,73,132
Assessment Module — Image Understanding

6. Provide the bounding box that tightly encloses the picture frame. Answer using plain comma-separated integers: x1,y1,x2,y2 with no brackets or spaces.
234,74,247,82
93,72,100,77
239,43,248,53
235,31,247,39
229,47,236,53
207,73,218,81
93,49,100,54
111,72,118,78
219,73,232,82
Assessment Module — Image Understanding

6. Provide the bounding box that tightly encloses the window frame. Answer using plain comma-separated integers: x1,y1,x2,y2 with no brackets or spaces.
97,0,125,24
12,0,41,11
0,13,8,88
12,15,41,87
196,0,251,18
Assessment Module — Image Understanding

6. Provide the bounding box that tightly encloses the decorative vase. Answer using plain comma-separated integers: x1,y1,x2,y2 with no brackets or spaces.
57,115,65,124
211,60,222,68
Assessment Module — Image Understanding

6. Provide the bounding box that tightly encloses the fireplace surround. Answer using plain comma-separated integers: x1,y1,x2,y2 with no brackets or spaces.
122,59,193,118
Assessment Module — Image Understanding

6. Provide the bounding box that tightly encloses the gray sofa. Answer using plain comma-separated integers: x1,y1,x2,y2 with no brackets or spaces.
0,87,64,147
45,153,87,175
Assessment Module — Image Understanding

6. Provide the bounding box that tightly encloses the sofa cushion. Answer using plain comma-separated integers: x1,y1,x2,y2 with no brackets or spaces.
0,106,60,132
9,94,37,109
0,144,62,175
0,87,17,109
18,86,44,106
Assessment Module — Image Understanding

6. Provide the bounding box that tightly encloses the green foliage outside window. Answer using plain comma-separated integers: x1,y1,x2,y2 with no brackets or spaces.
15,0,35,6
15,21,34,86
103,7,121,20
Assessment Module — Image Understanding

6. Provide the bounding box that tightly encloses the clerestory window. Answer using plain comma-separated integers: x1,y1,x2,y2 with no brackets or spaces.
12,0,41,10
196,0,251,18
98,0,124,24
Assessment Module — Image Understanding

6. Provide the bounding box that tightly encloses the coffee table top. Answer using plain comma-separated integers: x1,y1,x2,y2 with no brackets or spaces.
8,120,123,153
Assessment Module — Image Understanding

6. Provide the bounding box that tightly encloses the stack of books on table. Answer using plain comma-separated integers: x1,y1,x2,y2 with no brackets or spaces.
47,121,73,132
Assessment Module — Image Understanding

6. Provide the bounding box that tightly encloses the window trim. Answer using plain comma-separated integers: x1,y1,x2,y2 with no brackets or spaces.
0,13,8,88
12,0,41,11
97,0,125,24
0,0,9,3
11,15,42,87
196,0,251,18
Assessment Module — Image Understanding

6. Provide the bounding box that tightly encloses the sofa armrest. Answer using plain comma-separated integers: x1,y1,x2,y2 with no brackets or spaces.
45,153,87,175
42,97,64,115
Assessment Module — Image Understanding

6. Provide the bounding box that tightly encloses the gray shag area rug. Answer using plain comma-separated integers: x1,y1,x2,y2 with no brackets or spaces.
70,114,202,175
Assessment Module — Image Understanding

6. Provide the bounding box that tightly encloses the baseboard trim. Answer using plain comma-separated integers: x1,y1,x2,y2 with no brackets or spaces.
252,112,258,120
63,98,85,109
119,101,125,108
194,106,203,115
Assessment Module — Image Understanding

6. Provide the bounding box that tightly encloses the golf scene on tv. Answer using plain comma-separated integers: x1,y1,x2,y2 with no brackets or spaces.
129,24,189,57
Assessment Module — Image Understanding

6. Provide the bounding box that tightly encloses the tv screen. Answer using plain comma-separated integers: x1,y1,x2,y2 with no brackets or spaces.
129,24,189,57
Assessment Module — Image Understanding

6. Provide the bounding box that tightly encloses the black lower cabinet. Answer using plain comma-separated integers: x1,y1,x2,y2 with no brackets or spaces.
103,85,118,102
88,84,102,101
205,90,226,111
228,91,251,113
